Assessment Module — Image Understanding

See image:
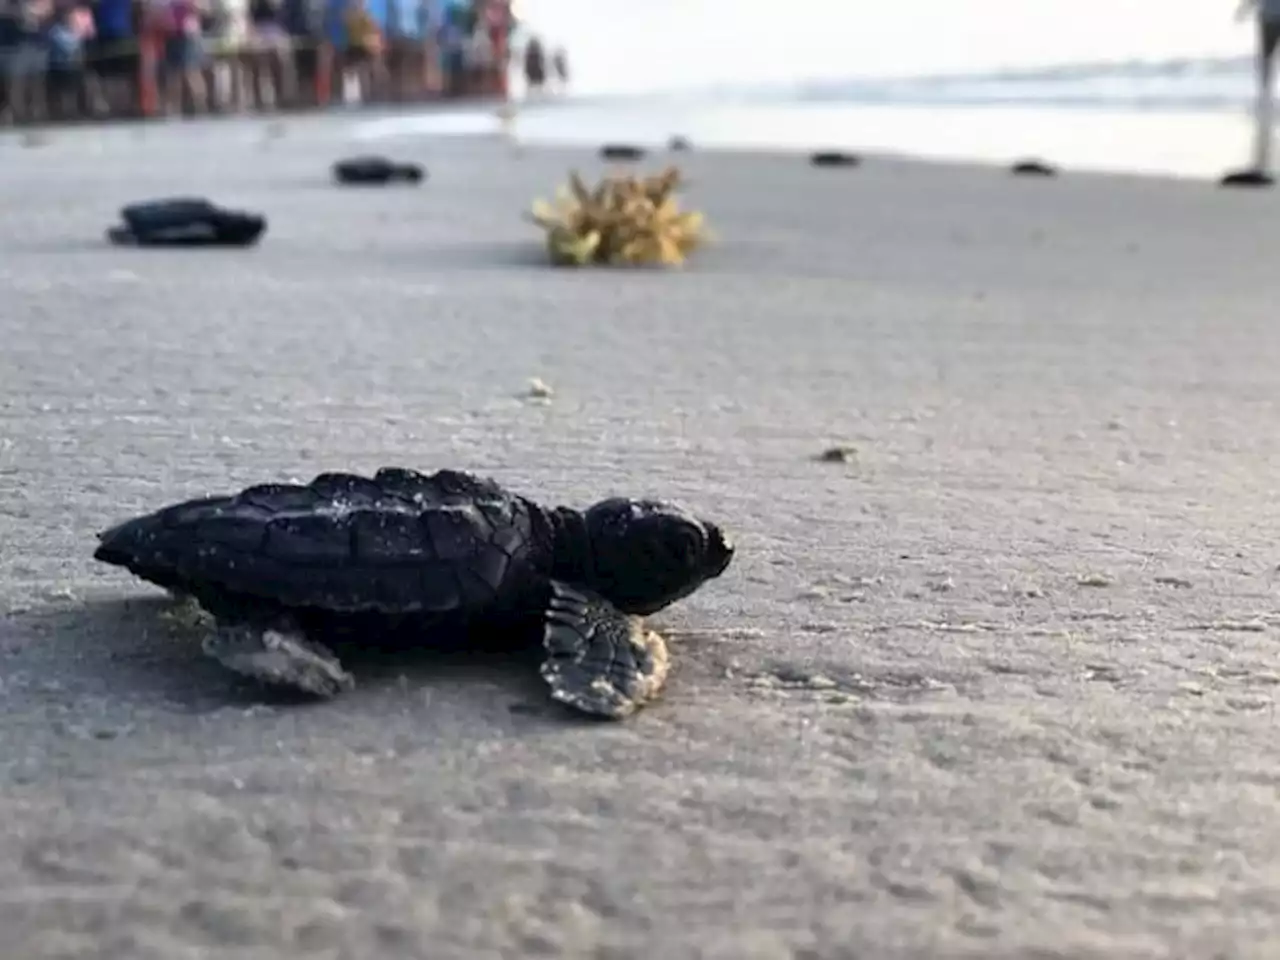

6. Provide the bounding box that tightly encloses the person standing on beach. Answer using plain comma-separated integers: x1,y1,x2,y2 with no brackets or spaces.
551,44,567,92
248,0,299,108
1,0,53,124
151,0,210,115
522,32,545,95
1238,0,1280,171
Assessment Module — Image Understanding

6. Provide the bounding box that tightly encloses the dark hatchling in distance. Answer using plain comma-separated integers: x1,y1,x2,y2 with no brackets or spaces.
92,468,736,719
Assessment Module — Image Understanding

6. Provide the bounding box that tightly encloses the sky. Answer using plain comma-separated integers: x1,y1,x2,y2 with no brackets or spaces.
512,0,1262,95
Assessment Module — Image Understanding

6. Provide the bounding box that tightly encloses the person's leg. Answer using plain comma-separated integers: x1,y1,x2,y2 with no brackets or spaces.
120,45,142,116
355,49,373,102
290,34,314,107
399,36,417,100
29,43,49,122
385,34,401,99
184,36,208,112
162,37,181,113
87,37,118,113
45,65,64,119
248,37,268,107
339,45,356,101
347,46,372,103
1255,20,1280,169
0,53,14,123
8,69,26,123
421,37,437,95
64,65,84,119
445,46,462,97
273,34,297,106
9,43,42,122
232,48,252,111
201,50,219,111
315,39,335,107
81,60,108,115
60,65,80,119
369,44,389,100
184,66,207,113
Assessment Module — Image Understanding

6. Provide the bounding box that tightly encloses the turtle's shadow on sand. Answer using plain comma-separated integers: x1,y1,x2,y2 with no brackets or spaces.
9,593,579,721
404,237,745,274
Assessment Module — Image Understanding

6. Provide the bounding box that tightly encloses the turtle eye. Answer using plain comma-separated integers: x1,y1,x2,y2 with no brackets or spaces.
673,527,702,563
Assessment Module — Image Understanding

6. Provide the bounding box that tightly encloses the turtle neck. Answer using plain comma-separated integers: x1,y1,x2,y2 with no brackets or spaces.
543,504,595,586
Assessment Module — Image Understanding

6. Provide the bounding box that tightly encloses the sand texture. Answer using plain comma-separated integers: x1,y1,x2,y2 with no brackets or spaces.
3,116,1280,959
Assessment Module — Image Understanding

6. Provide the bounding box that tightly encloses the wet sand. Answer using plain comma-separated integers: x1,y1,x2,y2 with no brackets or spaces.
3,115,1280,959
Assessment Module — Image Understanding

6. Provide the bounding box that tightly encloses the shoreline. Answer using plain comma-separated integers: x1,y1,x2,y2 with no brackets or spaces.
1,90,1268,186
357,96,1268,184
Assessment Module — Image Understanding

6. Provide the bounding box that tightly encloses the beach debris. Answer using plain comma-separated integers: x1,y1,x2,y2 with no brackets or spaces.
526,165,710,267
1184,618,1268,633
1219,168,1275,188
106,197,267,248
668,135,693,152
600,143,646,161
332,155,425,186
523,377,554,401
92,466,735,720
810,150,861,168
1010,158,1058,177
1075,573,1114,588
814,445,857,463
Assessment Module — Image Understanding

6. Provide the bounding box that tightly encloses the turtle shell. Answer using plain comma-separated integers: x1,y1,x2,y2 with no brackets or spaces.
93,468,545,614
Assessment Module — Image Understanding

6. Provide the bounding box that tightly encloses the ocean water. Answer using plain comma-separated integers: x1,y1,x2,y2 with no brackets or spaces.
358,0,1275,181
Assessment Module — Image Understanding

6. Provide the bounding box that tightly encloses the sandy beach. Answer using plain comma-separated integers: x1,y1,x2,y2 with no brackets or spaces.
4,114,1280,959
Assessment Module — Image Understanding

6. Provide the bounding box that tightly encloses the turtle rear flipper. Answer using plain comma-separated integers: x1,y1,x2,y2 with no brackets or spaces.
203,621,354,698
106,226,138,246
540,581,670,719
393,163,426,183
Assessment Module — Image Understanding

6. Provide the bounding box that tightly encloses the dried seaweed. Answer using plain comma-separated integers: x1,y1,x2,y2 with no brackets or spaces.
525,166,710,268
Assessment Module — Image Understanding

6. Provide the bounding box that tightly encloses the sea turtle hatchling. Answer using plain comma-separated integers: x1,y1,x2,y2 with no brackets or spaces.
92,467,735,719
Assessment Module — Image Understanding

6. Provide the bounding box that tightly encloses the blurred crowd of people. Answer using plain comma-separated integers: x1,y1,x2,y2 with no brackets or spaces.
0,0,533,124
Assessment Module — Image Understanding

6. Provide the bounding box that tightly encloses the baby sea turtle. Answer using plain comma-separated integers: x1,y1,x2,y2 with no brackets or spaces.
599,143,646,161
107,197,267,247
92,467,735,719
1010,158,1058,177
1219,167,1275,188
332,155,426,186
809,150,862,168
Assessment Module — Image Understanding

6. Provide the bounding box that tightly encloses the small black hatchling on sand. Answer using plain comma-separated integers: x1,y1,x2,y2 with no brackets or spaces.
94,467,735,719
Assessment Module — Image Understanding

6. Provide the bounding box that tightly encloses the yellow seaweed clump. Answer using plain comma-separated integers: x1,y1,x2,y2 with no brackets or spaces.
526,166,710,267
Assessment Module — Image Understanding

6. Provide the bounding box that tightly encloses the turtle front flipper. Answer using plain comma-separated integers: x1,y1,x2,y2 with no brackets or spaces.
203,620,355,699
540,581,671,719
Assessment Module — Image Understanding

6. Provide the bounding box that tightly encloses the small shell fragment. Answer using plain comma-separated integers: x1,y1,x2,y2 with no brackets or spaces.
524,378,554,400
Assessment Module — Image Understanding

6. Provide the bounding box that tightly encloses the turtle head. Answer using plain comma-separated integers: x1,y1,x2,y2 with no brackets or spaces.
581,497,735,615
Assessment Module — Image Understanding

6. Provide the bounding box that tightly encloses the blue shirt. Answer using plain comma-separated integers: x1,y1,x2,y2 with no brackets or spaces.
386,0,421,37
94,0,134,39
